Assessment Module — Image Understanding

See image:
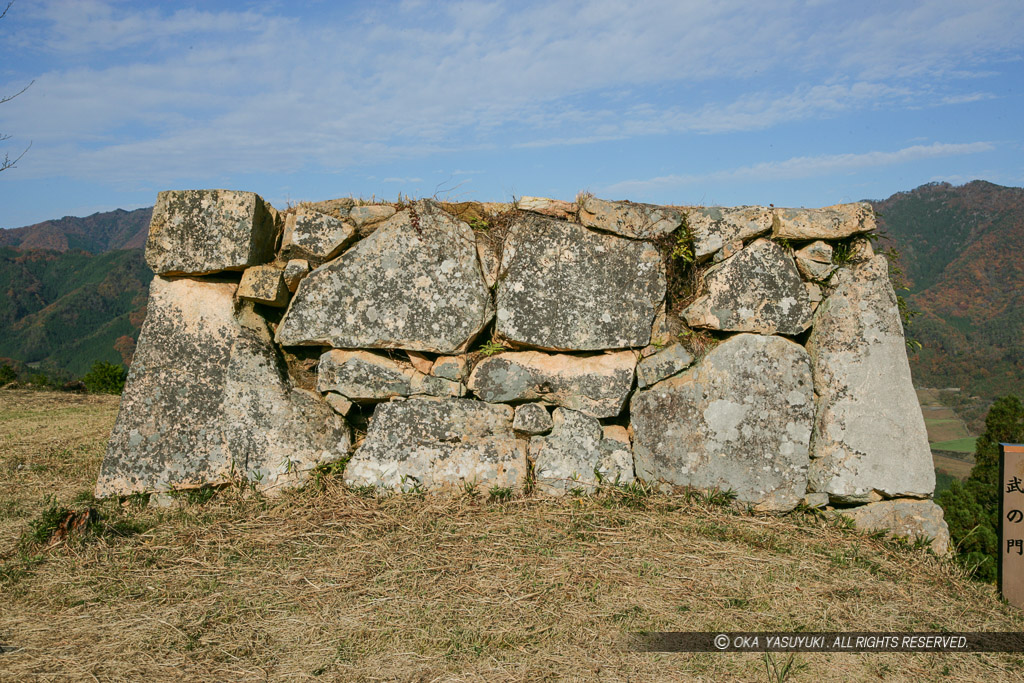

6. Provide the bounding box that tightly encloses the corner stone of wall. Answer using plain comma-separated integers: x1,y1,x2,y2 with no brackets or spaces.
96,189,946,551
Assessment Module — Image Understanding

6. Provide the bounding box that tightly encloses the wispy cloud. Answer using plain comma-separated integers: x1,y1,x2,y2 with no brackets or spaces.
603,142,997,195
0,0,1021,188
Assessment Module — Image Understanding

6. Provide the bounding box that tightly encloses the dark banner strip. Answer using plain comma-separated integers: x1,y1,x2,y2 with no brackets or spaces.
631,632,1024,653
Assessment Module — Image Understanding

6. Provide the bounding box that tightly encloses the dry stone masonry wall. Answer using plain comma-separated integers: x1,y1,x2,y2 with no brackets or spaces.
95,190,949,552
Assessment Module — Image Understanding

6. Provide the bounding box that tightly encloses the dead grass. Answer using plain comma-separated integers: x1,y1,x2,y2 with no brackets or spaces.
2,389,1024,682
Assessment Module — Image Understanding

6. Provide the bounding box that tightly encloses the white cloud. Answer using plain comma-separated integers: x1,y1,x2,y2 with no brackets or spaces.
603,142,997,195
0,0,1020,185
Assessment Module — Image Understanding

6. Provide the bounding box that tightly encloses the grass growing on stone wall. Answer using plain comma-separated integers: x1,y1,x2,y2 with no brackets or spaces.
4,393,1024,681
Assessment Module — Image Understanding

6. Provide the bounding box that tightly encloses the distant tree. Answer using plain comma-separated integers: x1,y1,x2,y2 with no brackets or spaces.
1,1,32,173
81,361,127,395
0,363,16,385
938,395,1024,582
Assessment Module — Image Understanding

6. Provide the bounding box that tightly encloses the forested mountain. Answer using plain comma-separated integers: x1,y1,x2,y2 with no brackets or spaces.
0,207,151,253
871,181,1024,398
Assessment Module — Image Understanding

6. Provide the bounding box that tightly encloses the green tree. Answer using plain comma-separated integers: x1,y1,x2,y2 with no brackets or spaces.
81,361,127,395
938,395,1024,581
0,363,16,385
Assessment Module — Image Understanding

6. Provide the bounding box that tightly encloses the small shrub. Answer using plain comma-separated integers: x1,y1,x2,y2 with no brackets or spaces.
82,361,127,394
0,364,16,385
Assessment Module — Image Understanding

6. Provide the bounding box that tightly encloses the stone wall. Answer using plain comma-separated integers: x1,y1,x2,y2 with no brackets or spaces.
95,190,949,552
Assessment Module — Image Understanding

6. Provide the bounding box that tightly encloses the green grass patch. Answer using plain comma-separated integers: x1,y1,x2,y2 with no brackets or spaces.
930,437,977,453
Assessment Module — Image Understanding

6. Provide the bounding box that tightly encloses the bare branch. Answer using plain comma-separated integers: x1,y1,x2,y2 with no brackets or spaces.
0,3,12,22
1,141,31,172
0,80,34,106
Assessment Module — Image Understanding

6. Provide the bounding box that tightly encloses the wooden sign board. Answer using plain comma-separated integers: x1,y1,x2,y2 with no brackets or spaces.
1000,443,1024,609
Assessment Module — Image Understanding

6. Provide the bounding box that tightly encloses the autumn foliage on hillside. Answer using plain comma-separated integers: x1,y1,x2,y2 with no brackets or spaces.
873,181,1024,398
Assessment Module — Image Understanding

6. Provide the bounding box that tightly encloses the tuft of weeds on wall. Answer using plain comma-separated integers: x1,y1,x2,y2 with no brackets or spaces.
477,340,507,356
653,214,704,317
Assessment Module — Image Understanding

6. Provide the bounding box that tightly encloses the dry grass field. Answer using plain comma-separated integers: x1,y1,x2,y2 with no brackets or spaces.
3,389,1024,682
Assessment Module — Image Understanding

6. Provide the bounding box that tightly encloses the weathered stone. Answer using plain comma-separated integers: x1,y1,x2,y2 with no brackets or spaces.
96,276,350,497
495,216,665,351
432,355,468,382
796,241,837,281
344,398,528,492
513,403,553,435
839,500,950,554
305,197,354,219
683,239,813,336
317,350,416,401
475,232,502,289
410,373,465,398
578,196,681,239
636,344,694,388
467,350,636,419
518,196,577,220
631,333,814,512
686,206,773,262
849,236,875,261
281,210,356,264
530,408,634,495
802,492,830,509
806,256,934,502
772,203,875,240
324,392,353,416
406,351,434,374
349,204,397,228
712,238,745,264
145,190,277,276
283,259,310,293
277,200,494,354
238,265,288,307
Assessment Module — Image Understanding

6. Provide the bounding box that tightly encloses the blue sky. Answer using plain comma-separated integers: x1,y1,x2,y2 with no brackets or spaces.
1,0,1022,229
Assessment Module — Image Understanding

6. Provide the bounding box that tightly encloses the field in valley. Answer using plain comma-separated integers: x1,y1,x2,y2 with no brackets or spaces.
1,389,1023,682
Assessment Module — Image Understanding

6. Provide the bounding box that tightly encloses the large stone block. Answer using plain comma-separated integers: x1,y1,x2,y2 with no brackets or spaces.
467,350,636,419
772,203,875,240
280,210,356,264
145,190,277,276
839,500,950,554
344,398,528,492
806,256,934,502
531,408,634,495
683,239,813,336
495,216,665,351
578,196,682,239
685,206,773,261
276,200,493,354
96,276,350,497
631,333,814,511
318,349,463,401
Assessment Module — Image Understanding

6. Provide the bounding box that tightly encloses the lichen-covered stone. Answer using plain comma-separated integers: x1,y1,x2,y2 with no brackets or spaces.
96,276,349,497
344,398,527,492
637,344,694,388
631,333,813,512
578,196,681,239
686,206,773,261
772,203,875,240
518,196,577,220
410,373,465,398
317,350,416,401
683,239,813,336
238,265,288,307
349,204,397,228
277,200,494,353
839,500,950,554
281,210,356,264
283,259,310,292
432,355,468,382
806,256,934,502
324,392,353,416
145,190,278,276
467,350,636,419
530,408,634,495
495,216,665,351
513,403,553,435
795,241,837,281
475,232,502,289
